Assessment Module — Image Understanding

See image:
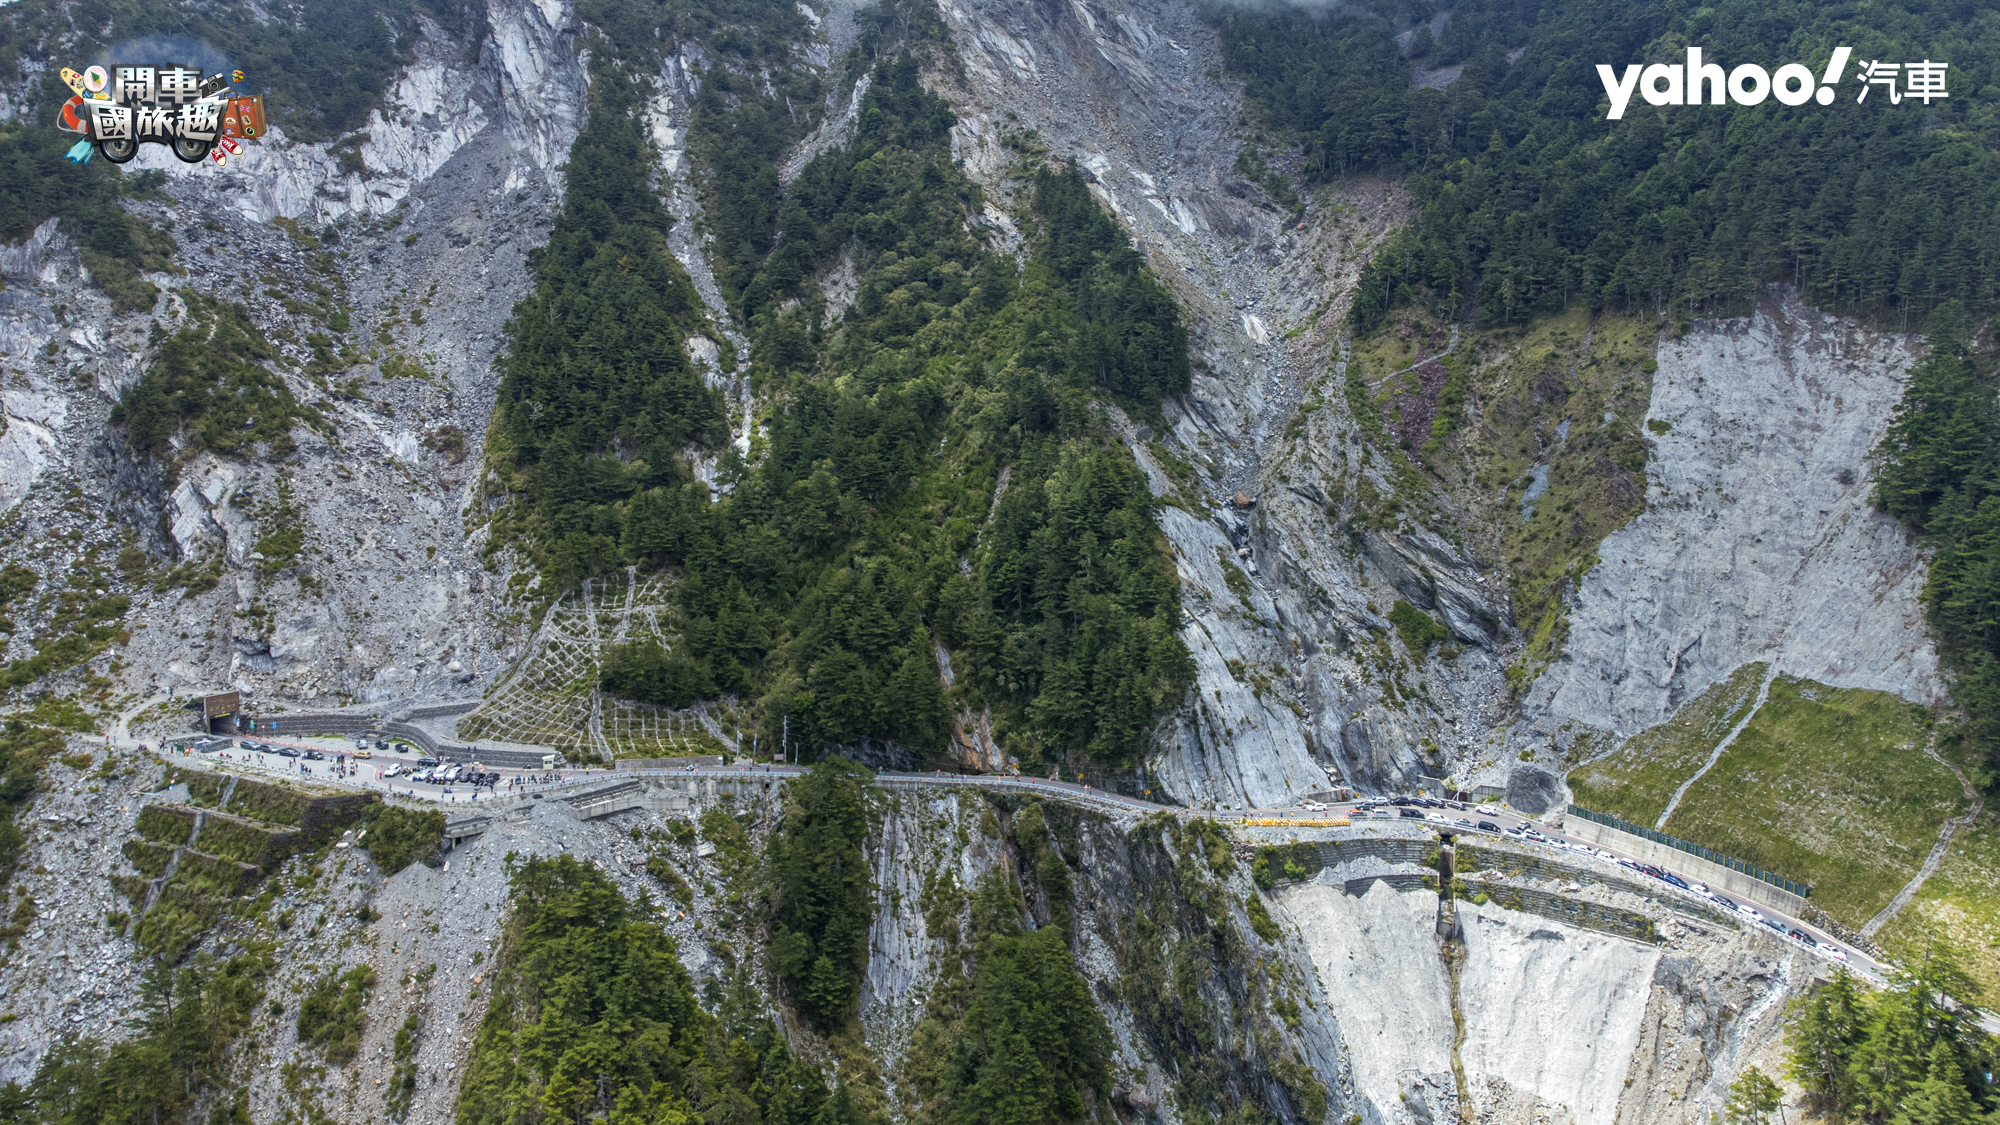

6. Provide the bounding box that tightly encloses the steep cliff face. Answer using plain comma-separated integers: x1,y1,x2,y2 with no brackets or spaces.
0,752,1798,1125
933,0,1514,807
925,0,1942,808
0,0,586,705
1527,295,1938,738
0,0,1957,1117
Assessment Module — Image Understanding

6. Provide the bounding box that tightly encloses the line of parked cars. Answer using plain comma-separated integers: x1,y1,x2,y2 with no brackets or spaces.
385,758,500,788
1607,858,1848,961
1353,793,1855,966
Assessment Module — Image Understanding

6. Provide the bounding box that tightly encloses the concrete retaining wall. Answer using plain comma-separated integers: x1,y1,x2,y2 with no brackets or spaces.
1457,880,1659,943
1565,818,1809,916
1457,843,1741,931
1344,874,1434,895
1316,836,1435,869
616,756,725,771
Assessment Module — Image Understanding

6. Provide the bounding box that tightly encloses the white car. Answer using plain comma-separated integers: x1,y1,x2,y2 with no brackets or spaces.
1820,944,1848,962
1741,907,1765,924
382,764,402,778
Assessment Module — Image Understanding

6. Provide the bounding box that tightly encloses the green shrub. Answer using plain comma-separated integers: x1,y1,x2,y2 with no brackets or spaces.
1389,599,1449,652
298,965,376,1064
109,874,150,909
134,805,195,845
387,1010,420,1120
121,839,175,879
223,778,306,825
1255,842,1323,887
167,851,253,898
184,774,228,807
134,888,221,959
1245,894,1281,942
190,816,281,865
644,854,694,906
361,805,445,875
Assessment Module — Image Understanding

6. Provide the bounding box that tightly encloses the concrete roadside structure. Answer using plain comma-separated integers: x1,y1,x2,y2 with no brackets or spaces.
1565,817,1809,917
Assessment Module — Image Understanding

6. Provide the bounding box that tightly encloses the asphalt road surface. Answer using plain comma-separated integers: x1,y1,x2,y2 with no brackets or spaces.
148,737,1886,987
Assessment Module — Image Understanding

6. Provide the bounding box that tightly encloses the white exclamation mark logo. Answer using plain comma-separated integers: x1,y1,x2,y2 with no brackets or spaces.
1816,46,1851,104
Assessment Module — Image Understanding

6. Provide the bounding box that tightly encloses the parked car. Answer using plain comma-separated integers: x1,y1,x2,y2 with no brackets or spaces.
381,764,402,778
240,741,267,752
416,757,440,769
1397,808,1425,819
1454,818,1474,828
1821,944,1848,962
1475,804,1500,815
375,739,389,750
273,745,301,758
303,749,325,761
1477,820,1500,832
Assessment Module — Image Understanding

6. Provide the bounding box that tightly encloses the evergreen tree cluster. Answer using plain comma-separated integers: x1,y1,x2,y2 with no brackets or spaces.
1873,305,2000,772
455,854,877,1125
1202,0,2000,329
488,59,729,554
110,294,317,476
902,815,1112,1124
1,950,271,1125
1785,940,1997,1123
494,50,1195,767
766,758,875,1032
919,906,1111,1125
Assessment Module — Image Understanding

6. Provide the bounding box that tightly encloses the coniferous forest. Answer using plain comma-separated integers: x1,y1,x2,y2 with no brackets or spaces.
487,9,1194,768
1208,0,2000,774
1202,0,2000,331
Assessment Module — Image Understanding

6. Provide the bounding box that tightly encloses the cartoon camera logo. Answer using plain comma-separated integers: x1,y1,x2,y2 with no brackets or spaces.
55,64,265,168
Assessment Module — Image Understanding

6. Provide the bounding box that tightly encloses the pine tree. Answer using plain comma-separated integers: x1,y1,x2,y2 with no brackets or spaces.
1786,967,1865,1114
1892,1041,1990,1125
1722,1067,1783,1125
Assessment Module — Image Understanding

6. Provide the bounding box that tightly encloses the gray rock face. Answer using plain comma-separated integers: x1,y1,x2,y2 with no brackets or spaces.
938,0,1511,804
1527,296,1940,737
0,0,589,708
1505,764,1566,815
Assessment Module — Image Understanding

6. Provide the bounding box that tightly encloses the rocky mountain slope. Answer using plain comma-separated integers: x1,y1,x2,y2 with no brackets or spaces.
0,0,1939,809
0,0,1970,1120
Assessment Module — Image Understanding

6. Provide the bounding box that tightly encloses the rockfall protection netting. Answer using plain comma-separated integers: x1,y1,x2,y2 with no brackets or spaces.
457,570,746,762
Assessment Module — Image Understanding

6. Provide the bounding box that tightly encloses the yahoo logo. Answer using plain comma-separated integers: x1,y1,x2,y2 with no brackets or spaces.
1598,47,1950,120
